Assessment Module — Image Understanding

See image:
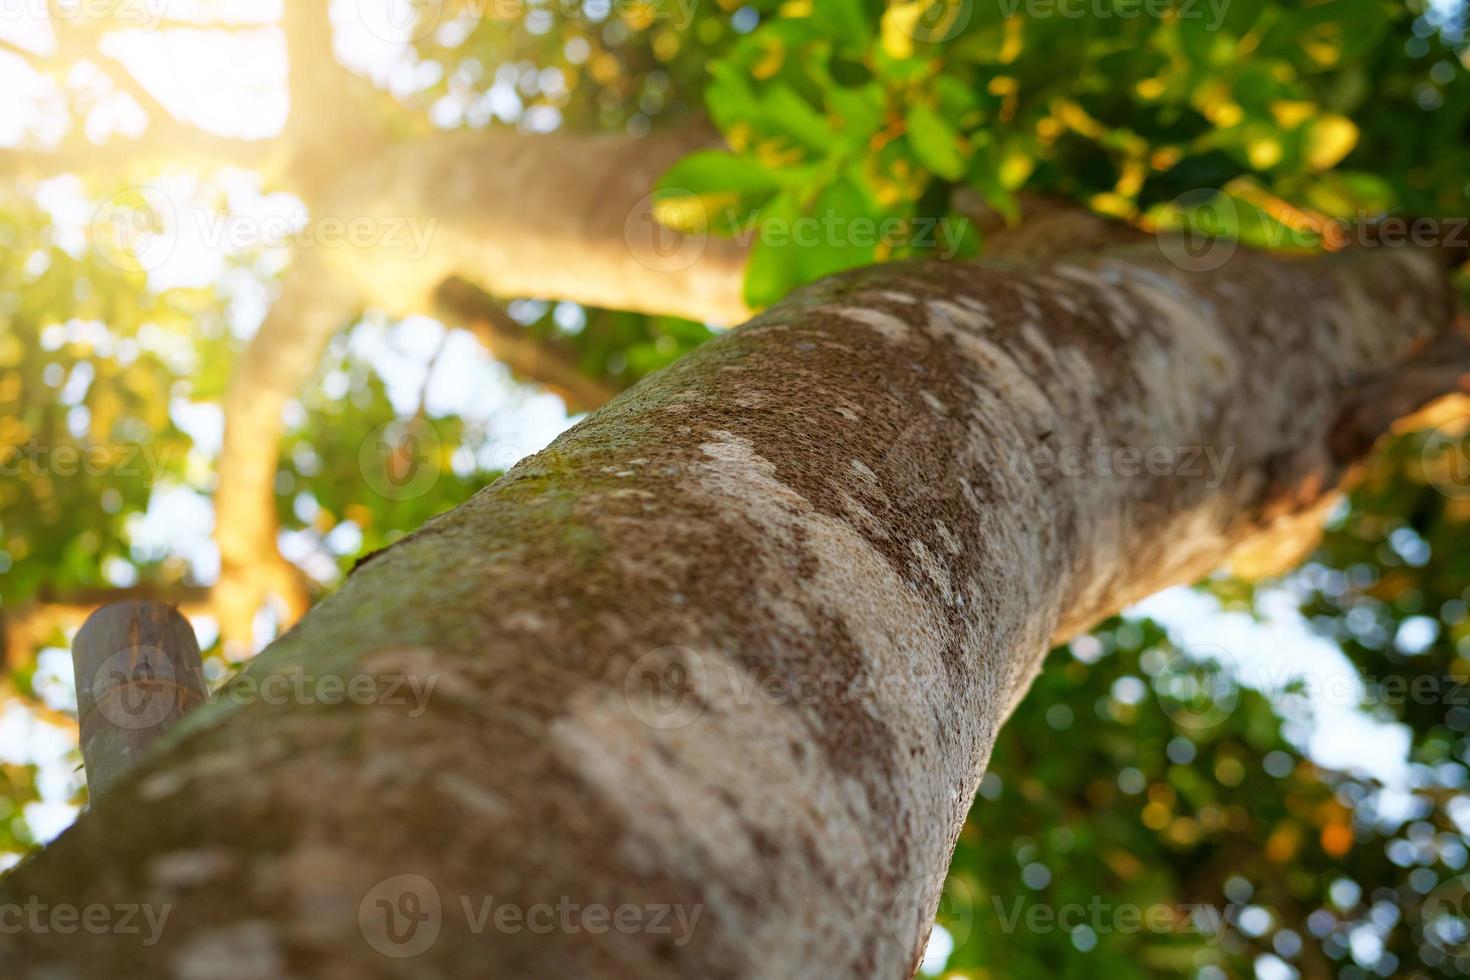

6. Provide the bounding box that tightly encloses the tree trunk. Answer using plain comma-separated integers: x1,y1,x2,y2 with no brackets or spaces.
0,229,1459,979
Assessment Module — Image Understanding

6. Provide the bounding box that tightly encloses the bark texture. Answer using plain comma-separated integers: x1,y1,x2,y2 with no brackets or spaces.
0,234,1459,979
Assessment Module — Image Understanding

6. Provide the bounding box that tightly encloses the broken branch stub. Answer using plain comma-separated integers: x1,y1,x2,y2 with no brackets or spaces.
72,600,208,801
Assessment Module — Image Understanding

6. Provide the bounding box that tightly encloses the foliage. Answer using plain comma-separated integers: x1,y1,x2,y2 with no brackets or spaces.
954,590,1470,977
0,192,221,607
649,0,1469,302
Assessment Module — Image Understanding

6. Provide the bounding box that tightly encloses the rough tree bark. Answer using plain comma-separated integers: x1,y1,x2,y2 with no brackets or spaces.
0,223,1461,979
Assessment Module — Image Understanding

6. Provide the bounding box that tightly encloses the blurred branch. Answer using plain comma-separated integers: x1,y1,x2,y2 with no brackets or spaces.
47,14,180,127
0,38,45,71
0,25,280,182
282,0,383,195
0,134,279,182
0,6,356,186
414,323,454,419
435,278,621,414
1331,322,1470,463
212,250,359,656
313,124,751,325
2,583,212,675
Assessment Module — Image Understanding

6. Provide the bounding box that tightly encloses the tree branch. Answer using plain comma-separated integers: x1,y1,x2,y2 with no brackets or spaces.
4,226,1458,978
313,125,749,325
2,584,212,676
0,38,45,72
47,15,180,129
281,0,384,196
0,14,285,183
1227,325,1470,581
1330,324,1470,463
212,251,359,656
0,134,279,182
435,278,620,413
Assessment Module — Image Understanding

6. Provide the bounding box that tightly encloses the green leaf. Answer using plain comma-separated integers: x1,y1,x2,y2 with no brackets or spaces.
743,191,804,308
795,177,878,283
813,0,872,51
823,81,886,146
829,56,874,88
1178,14,1232,69
905,102,968,180
762,84,836,151
934,74,982,126
967,136,1019,224
656,151,788,197
1219,0,1268,37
